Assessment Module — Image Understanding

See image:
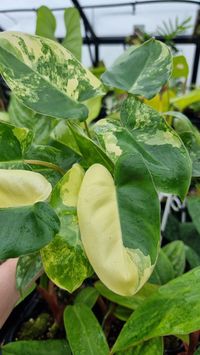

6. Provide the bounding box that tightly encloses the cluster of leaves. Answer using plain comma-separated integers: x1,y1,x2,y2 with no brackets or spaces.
0,5,200,355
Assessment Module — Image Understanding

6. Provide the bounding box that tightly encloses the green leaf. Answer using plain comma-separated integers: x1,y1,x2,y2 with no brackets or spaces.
187,196,200,235
195,346,200,355
0,32,104,120
36,6,56,41
112,267,200,352
68,121,114,172
163,241,186,276
41,164,93,292
0,202,59,259
16,252,43,293
1,340,71,355
120,96,191,199
114,305,133,321
171,88,200,111
101,39,172,99
9,95,58,145
0,119,32,167
95,281,158,310
78,153,160,296
62,7,82,61
74,287,99,308
116,337,163,355
185,245,200,269
149,249,175,285
172,55,189,79
64,304,110,355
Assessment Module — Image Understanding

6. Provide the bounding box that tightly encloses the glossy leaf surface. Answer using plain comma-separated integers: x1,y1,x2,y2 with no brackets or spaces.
2,340,71,355
0,202,59,259
78,153,160,296
113,267,200,352
64,304,109,355
41,164,93,292
101,39,172,99
0,31,103,120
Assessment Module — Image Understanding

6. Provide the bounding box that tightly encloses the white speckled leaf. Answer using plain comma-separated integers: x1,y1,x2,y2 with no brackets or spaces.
0,31,104,120
41,164,93,293
101,39,172,99
77,153,160,296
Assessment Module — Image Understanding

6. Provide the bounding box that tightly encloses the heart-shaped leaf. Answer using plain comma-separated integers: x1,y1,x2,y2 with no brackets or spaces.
101,39,172,99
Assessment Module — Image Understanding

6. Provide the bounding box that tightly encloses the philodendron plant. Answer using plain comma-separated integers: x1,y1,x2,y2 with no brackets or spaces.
1,28,200,354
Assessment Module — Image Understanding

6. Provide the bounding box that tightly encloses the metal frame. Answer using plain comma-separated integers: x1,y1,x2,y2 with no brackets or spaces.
0,0,199,83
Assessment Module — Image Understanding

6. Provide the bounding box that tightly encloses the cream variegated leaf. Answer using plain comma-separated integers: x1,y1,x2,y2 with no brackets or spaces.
0,31,104,120
77,153,160,296
41,164,93,293
0,169,52,208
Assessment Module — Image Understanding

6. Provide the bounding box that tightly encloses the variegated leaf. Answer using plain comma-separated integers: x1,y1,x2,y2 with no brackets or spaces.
77,153,160,296
93,97,191,199
41,164,93,292
0,31,104,120
101,39,172,99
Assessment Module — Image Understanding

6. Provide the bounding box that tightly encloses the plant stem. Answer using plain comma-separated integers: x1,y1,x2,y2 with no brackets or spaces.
24,159,65,176
84,120,92,138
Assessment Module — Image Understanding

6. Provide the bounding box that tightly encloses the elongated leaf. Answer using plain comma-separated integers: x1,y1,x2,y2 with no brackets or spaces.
62,8,82,61
171,89,200,111
64,304,109,355
116,337,163,355
0,32,104,120
149,249,175,285
16,252,43,293
0,169,52,208
9,95,58,145
120,96,191,199
163,241,185,277
112,267,200,352
101,39,172,99
2,340,71,355
95,281,158,310
78,153,160,296
41,164,93,292
74,287,99,308
36,6,56,41
0,202,59,259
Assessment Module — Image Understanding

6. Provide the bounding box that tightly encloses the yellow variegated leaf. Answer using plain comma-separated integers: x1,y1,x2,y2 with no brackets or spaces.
77,153,160,296
0,169,52,208
41,164,93,292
